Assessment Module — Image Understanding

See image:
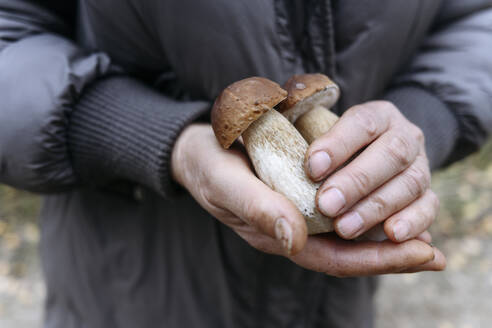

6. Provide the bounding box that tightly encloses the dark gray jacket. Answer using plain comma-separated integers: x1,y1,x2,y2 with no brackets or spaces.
1,1,492,327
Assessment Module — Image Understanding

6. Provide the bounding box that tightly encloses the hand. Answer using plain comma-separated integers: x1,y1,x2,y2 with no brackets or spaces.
171,123,445,276
305,101,441,245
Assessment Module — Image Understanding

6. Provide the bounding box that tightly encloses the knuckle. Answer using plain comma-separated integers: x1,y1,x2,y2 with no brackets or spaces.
417,197,437,223
386,134,413,168
346,104,364,116
200,187,215,208
405,217,416,235
376,248,399,273
328,258,349,277
416,156,432,185
243,198,265,227
200,166,225,198
327,246,349,277
347,168,373,195
379,100,398,114
412,125,425,144
198,169,214,193
403,166,428,199
354,110,379,138
368,194,391,218
429,191,440,213
329,135,350,157
200,178,224,210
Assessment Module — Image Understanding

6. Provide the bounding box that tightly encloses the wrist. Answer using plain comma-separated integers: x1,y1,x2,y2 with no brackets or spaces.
171,123,210,187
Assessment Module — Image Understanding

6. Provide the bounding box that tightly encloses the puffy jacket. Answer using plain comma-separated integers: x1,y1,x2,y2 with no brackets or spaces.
1,1,492,327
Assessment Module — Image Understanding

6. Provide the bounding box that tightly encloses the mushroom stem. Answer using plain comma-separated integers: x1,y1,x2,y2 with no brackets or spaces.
242,108,332,234
294,105,339,144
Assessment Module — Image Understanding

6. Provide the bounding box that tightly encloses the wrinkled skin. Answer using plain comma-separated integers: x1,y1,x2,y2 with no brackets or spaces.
307,101,439,245
171,101,446,277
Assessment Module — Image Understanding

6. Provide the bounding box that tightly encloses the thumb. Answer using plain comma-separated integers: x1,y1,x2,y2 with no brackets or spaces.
216,162,308,255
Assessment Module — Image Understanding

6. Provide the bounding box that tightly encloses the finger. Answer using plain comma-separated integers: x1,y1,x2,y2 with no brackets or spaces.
383,190,440,243
358,224,387,241
315,125,422,218
333,155,430,239
416,231,432,244
290,236,435,277
180,127,308,255
399,247,446,273
305,101,401,181
208,153,308,255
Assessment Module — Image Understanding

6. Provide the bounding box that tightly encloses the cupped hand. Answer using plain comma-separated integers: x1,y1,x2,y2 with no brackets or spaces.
306,101,440,244
171,123,445,276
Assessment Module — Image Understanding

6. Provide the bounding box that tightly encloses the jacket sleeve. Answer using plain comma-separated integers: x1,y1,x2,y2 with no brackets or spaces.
383,1,492,169
0,0,210,196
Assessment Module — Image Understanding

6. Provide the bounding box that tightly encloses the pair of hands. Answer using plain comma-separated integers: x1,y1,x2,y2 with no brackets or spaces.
171,101,446,276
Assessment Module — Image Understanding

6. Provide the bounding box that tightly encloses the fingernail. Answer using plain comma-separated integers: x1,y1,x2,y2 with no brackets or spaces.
275,218,293,255
318,188,346,216
393,221,410,242
337,211,364,238
308,151,331,179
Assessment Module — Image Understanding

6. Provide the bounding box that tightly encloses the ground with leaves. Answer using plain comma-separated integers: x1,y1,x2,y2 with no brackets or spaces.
1,142,492,327
0,186,43,327
376,141,492,328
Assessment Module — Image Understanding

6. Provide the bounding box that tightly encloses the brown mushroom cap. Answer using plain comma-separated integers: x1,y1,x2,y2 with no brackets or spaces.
278,74,340,122
211,77,288,149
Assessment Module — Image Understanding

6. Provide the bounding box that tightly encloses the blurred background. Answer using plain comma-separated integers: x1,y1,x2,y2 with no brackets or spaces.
1,142,492,327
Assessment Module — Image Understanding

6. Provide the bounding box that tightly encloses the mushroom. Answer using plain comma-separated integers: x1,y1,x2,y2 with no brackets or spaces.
211,77,333,234
280,74,387,241
278,73,340,144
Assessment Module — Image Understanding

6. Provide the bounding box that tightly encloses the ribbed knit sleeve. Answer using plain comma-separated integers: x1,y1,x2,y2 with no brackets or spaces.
385,6,492,169
68,76,210,197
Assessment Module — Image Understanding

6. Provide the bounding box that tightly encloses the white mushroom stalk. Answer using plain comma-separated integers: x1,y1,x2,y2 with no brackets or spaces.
211,77,333,234
280,73,387,241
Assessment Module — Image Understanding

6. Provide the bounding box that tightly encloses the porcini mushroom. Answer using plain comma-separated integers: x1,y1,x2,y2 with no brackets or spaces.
280,74,387,241
278,74,340,144
211,77,333,234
